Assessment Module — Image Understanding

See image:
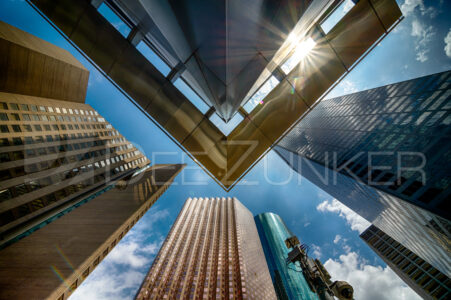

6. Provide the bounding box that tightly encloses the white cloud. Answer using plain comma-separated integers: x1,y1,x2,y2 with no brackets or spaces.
69,263,144,300
69,208,169,300
316,199,370,233
444,28,451,58
343,244,352,254
401,0,437,17
311,244,322,259
343,80,357,94
411,19,436,62
107,241,152,268
324,252,421,300
333,234,342,244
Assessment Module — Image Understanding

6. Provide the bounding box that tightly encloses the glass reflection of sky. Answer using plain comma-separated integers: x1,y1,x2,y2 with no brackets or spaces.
320,0,355,34
97,3,131,38
209,112,243,135
173,79,210,114
136,41,171,77
243,76,280,113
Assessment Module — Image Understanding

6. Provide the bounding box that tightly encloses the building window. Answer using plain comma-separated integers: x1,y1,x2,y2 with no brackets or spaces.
82,268,89,278
97,2,132,38
0,153,10,162
9,103,19,110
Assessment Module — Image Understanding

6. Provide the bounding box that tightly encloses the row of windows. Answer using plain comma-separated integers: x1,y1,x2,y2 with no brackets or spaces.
0,142,130,180
0,153,144,203
145,199,245,299
323,88,450,114
0,122,106,134
325,72,450,107
363,227,450,299
57,176,166,300
0,101,98,117
320,90,451,125
0,138,131,164
304,103,449,134
0,111,103,124
0,131,124,148
0,168,125,228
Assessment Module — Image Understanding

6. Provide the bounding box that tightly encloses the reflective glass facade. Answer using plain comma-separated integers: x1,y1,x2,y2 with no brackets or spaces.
255,213,319,300
28,0,403,190
361,225,451,300
276,71,451,276
136,197,277,300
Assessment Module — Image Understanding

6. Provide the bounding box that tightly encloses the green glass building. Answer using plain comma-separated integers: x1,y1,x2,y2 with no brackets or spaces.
255,212,319,300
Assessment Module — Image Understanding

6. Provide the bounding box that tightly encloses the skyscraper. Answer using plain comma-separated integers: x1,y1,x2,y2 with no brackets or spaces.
276,71,451,276
361,225,451,300
135,197,277,300
255,212,319,300
0,21,185,299
0,20,149,248
0,164,184,300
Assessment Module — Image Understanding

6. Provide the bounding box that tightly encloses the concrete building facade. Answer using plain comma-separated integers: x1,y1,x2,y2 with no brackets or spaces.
0,21,185,300
0,20,150,248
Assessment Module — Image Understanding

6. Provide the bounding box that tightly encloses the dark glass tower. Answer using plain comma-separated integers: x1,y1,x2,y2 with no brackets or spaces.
255,212,319,300
275,71,451,277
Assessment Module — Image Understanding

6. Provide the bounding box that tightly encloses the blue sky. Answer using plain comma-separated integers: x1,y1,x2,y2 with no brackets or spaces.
1,0,450,299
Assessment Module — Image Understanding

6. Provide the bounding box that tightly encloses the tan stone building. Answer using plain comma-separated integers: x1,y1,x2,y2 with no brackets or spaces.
0,21,184,299
136,197,277,300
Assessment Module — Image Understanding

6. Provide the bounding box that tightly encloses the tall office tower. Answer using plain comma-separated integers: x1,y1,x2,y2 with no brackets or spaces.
0,164,184,300
136,197,277,300
275,71,451,277
0,21,185,299
361,225,451,300
0,20,149,247
255,213,318,300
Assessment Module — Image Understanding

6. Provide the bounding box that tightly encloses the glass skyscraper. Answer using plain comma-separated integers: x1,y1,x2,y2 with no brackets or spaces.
276,71,451,277
255,212,319,300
